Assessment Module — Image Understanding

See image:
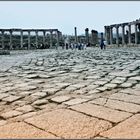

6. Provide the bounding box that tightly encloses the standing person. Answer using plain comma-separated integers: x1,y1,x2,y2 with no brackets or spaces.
103,40,107,49
84,43,87,50
100,40,105,50
66,43,69,50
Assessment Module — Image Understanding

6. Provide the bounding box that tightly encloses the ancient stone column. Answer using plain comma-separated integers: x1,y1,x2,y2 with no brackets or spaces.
56,31,59,49
106,26,110,45
104,26,107,44
128,24,131,44
50,31,53,48
28,31,31,49
74,27,78,44
85,28,89,44
20,30,23,49
116,25,119,46
91,30,94,46
122,24,125,45
43,31,46,45
35,31,38,48
9,30,13,50
109,26,113,45
135,23,138,44
1,30,4,49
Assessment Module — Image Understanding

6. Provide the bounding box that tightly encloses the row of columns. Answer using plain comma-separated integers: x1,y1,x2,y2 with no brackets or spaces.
74,27,98,45
105,22,139,46
0,29,60,49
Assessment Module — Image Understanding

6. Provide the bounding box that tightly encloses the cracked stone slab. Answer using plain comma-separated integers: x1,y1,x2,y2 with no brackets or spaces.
120,83,133,88
108,92,140,105
51,96,71,103
104,99,140,113
2,95,22,103
31,92,47,98
120,88,140,96
15,105,34,113
70,103,132,123
63,98,88,106
1,110,23,119
0,122,58,138
100,114,140,139
25,109,112,139
0,120,7,126
90,98,108,106
32,99,48,106
0,94,9,100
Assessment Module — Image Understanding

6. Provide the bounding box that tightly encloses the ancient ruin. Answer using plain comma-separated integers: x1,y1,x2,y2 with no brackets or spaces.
0,29,61,50
105,19,140,47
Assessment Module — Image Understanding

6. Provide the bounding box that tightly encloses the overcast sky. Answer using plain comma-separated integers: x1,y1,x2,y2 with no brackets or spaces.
0,1,140,35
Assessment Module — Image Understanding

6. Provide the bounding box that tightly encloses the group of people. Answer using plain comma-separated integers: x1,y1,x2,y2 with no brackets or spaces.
62,43,87,50
62,40,107,50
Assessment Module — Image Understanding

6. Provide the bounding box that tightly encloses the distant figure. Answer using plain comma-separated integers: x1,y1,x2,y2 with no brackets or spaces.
66,43,69,50
84,43,87,49
103,40,107,49
100,40,105,50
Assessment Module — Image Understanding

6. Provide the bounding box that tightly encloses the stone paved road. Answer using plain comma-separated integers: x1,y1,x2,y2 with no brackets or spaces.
0,47,140,138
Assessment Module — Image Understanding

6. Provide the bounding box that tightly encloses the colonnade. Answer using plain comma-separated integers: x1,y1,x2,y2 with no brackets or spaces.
74,27,98,45
0,29,61,49
104,19,140,46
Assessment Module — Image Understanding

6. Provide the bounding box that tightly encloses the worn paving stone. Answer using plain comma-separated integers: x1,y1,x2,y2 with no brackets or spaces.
100,114,140,138
0,120,7,126
120,88,140,96
15,105,34,113
90,98,108,106
70,103,132,123
0,122,58,138
19,86,37,91
1,110,23,119
63,98,88,106
31,92,47,98
96,87,108,92
2,95,22,103
25,109,112,139
42,88,60,95
120,83,133,88
129,76,140,81
104,83,118,89
32,99,48,106
108,92,140,105
104,99,140,113
0,94,9,100
51,95,71,103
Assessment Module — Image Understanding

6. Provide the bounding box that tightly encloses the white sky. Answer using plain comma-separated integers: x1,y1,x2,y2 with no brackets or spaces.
0,1,140,35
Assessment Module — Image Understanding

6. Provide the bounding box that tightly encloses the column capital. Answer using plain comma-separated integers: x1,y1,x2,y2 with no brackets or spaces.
85,28,89,32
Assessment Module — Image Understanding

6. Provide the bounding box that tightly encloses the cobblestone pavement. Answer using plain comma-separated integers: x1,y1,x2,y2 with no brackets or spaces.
0,47,140,138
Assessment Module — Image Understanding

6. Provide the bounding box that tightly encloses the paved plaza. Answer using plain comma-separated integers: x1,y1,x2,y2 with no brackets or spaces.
0,47,140,138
